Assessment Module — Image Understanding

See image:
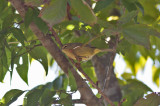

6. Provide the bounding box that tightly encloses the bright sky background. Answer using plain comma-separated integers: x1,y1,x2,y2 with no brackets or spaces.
0,54,159,106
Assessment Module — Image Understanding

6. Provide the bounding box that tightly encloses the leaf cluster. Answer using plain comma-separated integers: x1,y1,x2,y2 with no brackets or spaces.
0,0,160,105
0,73,77,106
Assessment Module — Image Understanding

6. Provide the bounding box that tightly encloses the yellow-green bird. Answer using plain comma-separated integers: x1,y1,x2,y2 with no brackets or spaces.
62,43,114,61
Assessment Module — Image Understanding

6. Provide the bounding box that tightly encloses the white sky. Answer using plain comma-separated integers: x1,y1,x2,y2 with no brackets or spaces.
0,54,159,105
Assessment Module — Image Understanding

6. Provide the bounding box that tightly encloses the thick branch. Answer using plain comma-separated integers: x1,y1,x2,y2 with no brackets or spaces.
9,0,103,105
91,36,122,105
103,35,119,91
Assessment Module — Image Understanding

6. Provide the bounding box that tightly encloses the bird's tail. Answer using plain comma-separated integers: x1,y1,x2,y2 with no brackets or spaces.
99,48,115,52
94,48,115,55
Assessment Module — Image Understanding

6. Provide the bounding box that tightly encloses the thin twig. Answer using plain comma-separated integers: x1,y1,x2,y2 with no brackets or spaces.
118,98,126,106
82,34,104,47
48,26,63,48
8,39,39,45
102,35,119,91
15,44,42,58
67,2,72,20
8,41,20,44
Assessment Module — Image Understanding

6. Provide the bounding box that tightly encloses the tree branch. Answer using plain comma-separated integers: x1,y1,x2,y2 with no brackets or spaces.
9,0,103,106
91,36,122,105
102,35,119,91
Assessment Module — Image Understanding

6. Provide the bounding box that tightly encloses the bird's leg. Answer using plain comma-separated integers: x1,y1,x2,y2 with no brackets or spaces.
76,56,82,63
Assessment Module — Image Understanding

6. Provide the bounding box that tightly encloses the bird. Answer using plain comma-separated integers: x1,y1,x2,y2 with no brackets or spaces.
62,43,114,61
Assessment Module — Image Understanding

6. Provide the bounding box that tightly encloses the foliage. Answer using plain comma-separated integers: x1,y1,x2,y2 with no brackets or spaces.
134,92,160,106
0,0,160,105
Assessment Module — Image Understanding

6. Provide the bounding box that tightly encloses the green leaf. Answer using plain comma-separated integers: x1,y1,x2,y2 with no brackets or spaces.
0,46,8,69
40,0,67,26
24,85,44,106
24,0,44,7
0,0,8,14
129,79,153,92
2,14,14,29
72,34,90,44
52,75,63,90
60,92,68,99
24,28,37,41
53,20,80,30
0,1,12,20
96,93,101,98
83,67,97,83
121,72,133,80
135,2,144,15
122,0,137,11
11,49,17,72
24,8,34,28
118,11,138,24
10,28,26,46
29,46,48,75
16,54,29,84
25,8,49,34
0,46,9,82
24,81,57,106
0,65,7,82
122,79,152,106
0,29,8,42
61,33,74,44
70,0,97,25
122,24,160,48
40,89,56,106
138,0,159,24
134,92,160,106
117,39,132,55
63,76,68,90
33,16,48,34
122,90,144,106
59,94,72,106
97,20,113,28
94,0,115,12
122,24,150,48
153,68,160,87
0,89,25,106
68,71,77,91
90,37,108,49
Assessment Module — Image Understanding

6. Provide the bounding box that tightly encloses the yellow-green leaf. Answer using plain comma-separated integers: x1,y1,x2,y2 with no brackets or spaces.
70,0,97,25
40,0,67,26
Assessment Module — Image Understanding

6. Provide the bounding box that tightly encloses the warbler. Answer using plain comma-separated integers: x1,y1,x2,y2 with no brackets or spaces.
62,43,114,61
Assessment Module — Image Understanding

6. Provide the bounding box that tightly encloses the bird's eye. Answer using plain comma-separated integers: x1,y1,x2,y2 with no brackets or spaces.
62,45,67,49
